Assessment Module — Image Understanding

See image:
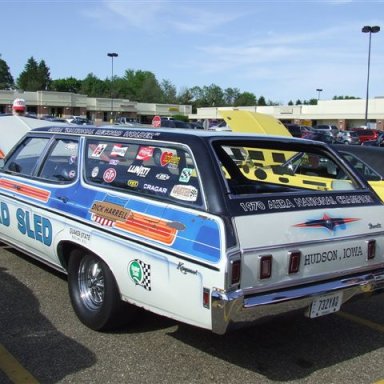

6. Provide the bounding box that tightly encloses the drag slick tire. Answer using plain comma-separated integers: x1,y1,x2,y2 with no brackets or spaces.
68,249,124,331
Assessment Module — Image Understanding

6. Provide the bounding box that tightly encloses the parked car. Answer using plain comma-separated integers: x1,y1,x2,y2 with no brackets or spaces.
67,116,94,125
312,124,339,139
331,144,384,201
335,130,360,145
362,131,384,147
302,130,335,144
351,128,380,144
1,125,384,334
283,123,302,138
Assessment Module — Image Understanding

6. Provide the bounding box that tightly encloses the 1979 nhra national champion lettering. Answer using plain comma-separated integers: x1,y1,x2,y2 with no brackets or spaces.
239,193,375,213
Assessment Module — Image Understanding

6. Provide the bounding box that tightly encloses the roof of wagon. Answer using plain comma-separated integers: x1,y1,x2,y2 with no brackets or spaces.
30,124,314,146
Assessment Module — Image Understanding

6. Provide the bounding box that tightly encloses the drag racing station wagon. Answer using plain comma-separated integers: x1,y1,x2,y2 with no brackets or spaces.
0,125,384,334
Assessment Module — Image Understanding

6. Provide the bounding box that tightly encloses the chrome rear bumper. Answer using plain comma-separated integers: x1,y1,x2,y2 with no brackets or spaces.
211,269,384,334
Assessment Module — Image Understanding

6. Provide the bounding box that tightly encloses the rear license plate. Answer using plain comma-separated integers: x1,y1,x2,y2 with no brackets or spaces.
310,291,343,318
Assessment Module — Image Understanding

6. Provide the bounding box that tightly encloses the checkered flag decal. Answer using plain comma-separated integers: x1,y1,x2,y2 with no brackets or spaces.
138,260,151,291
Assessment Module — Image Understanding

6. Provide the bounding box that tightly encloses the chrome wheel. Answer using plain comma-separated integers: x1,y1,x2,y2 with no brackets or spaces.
78,255,104,311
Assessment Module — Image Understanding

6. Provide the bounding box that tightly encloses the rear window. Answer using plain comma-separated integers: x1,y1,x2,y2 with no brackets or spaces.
214,141,362,195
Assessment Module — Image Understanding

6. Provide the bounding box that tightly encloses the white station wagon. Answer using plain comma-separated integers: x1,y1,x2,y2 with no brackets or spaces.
0,125,383,334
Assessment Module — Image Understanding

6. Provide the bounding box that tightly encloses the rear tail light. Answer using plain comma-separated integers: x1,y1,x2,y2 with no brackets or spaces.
203,288,210,308
367,239,376,260
288,251,301,273
230,259,241,285
260,255,272,279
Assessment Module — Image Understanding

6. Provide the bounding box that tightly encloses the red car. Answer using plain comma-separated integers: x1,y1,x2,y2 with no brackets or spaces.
351,128,380,144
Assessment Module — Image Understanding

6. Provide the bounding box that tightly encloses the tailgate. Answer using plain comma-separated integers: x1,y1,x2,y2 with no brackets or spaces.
234,205,384,290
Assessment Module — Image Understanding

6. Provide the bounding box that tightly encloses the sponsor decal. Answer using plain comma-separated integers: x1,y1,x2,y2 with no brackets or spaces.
369,223,382,229
127,164,150,177
177,262,197,275
68,170,76,179
143,183,167,194
127,179,139,188
156,173,170,181
103,168,117,183
91,144,107,158
128,259,151,290
170,185,198,202
179,168,193,183
90,199,183,245
160,152,180,167
69,228,91,244
90,201,132,226
109,159,119,166
136,146,154,161
294,213,360,232
111,144,128,157
91,167,99,178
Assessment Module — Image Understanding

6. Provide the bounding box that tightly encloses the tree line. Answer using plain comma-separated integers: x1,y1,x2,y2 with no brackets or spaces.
0,55,359,112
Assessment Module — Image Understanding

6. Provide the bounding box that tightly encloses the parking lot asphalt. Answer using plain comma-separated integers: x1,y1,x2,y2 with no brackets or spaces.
1,245,384,384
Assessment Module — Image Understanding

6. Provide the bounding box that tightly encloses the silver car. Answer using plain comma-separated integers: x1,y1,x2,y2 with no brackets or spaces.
336,130,360,145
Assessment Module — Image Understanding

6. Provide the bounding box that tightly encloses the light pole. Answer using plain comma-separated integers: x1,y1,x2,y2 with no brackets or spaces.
316,88,323,101
362,25,380,128
107,52,118,122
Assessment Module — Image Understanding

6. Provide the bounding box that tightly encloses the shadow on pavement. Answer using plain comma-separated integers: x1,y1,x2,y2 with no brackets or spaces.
0,266,96,383
168,297,384,381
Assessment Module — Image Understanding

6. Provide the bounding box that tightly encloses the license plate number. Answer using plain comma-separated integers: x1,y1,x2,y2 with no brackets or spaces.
310,291,343,318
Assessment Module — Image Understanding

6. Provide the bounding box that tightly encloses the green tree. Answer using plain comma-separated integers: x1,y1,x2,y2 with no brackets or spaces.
0,55,14,89
234,91,256,106
257,96,267,106
160,79,177,104
223,87,241,106
16,57,51,91
123,69,163,102
80,73,107,97
51,77,82,93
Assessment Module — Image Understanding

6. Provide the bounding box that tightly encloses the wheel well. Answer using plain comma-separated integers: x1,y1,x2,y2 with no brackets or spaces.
57,241,91,272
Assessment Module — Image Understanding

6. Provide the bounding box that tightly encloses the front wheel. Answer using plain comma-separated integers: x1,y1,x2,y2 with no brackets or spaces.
68,250,124,331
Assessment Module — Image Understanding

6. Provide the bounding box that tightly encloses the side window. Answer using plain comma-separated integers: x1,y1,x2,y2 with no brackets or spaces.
84,139,202,206
38,139,79,182
3,137,50,176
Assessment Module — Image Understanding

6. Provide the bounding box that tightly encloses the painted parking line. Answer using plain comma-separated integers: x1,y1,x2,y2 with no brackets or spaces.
337,311,384,333
0,343,39,383
373,381,384,384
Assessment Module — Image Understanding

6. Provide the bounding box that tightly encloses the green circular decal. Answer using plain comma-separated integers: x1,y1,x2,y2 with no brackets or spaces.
129,260,143,284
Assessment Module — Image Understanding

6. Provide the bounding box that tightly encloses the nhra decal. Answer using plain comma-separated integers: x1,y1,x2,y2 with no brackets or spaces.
128,259,151,291
87,196,221,262
0,178,51,202
294,213,360,233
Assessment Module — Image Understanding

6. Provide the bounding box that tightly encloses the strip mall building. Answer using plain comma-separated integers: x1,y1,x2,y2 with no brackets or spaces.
0,89,383,130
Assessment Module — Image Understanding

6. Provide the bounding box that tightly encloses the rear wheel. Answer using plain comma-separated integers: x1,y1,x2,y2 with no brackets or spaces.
68,249,126,330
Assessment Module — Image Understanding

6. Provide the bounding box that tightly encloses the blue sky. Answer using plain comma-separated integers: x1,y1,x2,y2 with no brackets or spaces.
1,0,384,104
